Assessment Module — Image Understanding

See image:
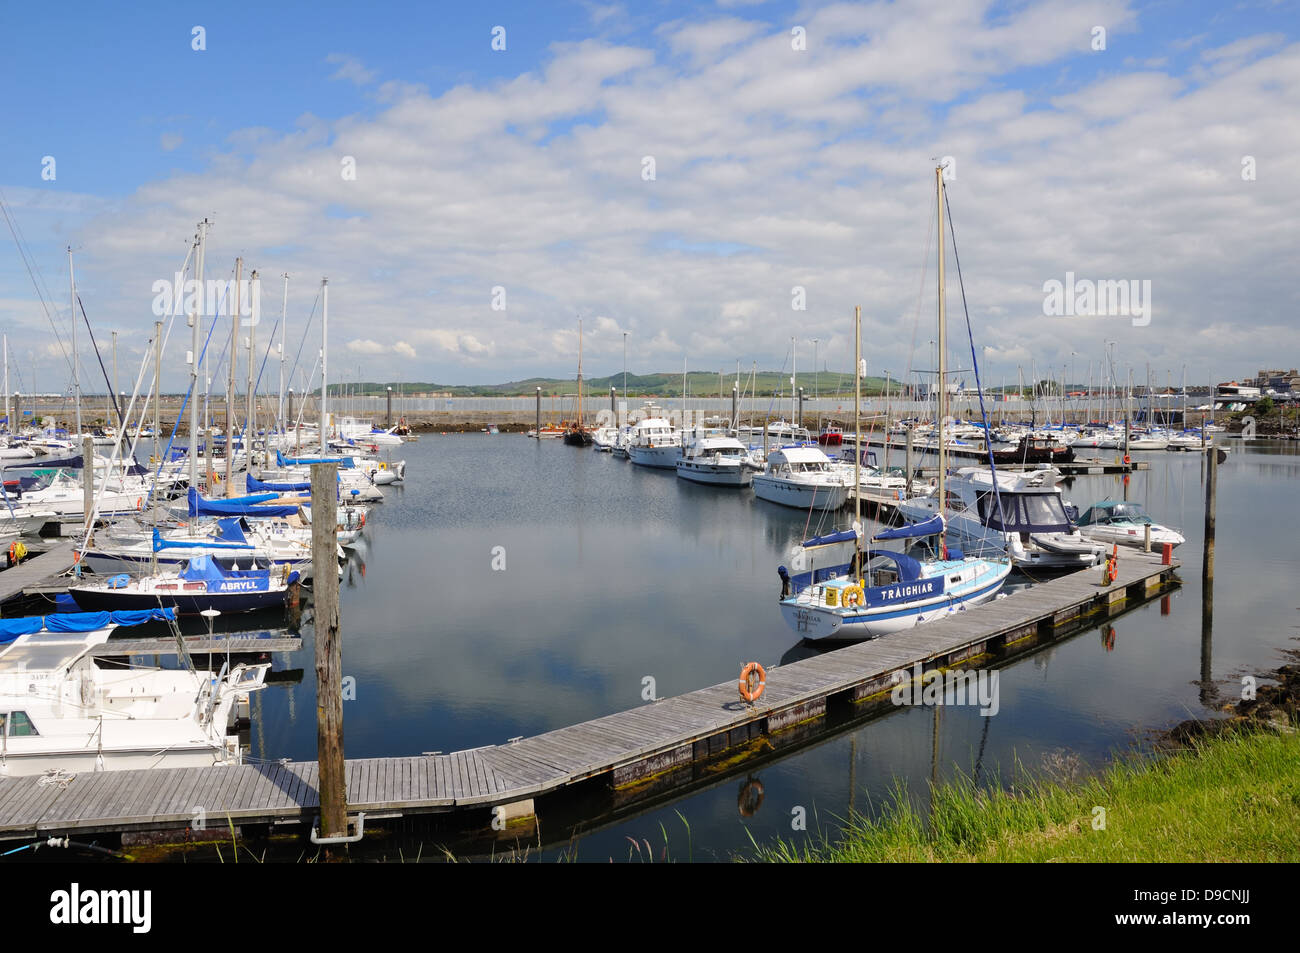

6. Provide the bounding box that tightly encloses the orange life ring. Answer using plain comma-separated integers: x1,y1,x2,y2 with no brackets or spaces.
737,777,765,818
1123,454,1131,465
1107,546,1119,583
738,661,766,703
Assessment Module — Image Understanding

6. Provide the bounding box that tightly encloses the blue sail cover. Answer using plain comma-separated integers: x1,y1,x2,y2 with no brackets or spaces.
247,474,312,493
186,486,301,518
0,607,176,643
276,450,355,469
179,555,271,592
873,515,945,540
152,524,254,552
800,529,859,548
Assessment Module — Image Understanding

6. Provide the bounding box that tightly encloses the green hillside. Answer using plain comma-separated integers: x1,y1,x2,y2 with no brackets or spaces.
344,371,901,398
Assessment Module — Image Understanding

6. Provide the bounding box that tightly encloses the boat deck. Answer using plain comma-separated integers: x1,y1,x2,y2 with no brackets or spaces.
0,551,1179,840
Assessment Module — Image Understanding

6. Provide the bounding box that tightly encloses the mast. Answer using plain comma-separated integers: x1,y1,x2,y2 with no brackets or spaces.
790,336,796,433
854,305,862,572
225,257,242,497
68,247,81,439
935,163,947,558
153,320,162,523
3,333,8,433
279,273,289,438
320,277,329,452
247,269,257,459
190,219,206,496
577,316,583,428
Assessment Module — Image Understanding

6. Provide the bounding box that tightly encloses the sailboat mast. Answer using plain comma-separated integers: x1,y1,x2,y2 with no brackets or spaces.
320,277,329,452
935,164,947,557
190,220,206,495
68,247,81,439
577,317,583,427
3,333,8,433
854,306,861,556
247,270,257,455
226,257,242,497
279,273,289,438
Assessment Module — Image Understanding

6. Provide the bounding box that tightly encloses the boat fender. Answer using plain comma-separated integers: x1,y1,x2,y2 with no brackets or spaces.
777,565,791,599
738,662,766,704
136,497,142,511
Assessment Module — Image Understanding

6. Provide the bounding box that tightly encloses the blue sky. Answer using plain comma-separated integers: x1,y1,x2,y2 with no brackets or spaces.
2,0,1297,391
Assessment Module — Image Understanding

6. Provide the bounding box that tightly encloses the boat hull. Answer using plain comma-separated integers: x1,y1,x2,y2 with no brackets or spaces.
628,445,681,469
753,476,847,510
67,586,291,614
675,462,752,486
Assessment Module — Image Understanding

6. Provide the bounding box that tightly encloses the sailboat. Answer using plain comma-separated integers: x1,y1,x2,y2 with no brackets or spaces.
776,168,1011,641
563,318,593,446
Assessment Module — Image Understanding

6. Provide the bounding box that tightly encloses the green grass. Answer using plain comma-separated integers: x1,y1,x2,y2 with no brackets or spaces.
751,727,1300,862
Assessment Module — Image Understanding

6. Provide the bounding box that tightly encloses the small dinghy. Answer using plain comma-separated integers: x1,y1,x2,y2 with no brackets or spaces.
68,554,299,614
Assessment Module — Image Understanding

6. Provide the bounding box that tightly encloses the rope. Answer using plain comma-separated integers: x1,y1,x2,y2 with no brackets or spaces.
38,768,77,789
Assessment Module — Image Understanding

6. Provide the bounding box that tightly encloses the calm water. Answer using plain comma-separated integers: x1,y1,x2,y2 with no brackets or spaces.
242,435,1296,861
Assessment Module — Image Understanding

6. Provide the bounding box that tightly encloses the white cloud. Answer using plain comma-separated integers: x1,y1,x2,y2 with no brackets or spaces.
27,3,1300,389
325,53,377,85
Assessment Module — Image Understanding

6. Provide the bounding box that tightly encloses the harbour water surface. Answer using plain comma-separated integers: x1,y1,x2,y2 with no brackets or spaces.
240,435,1295,860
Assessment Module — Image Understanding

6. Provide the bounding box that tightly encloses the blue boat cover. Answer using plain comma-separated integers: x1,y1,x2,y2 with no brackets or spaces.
276,450,355,469
866,550,926,583
186,487,301,518
247,474,312,493
179,555,274,592
873,515,945,540
153,524,254,551
800,529,858,548
0,607,176,643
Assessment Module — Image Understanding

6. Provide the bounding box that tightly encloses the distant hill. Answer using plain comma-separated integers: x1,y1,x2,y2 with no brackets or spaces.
343,371,904,398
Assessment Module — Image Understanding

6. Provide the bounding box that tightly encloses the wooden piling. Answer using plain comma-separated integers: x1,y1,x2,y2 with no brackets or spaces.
81,435,94,536
310,462,347,838
535,386,541,438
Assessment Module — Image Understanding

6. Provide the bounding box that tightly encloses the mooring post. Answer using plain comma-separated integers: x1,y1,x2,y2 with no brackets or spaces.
610,385,616,420
1202,443,1217,593
310,462,347,839
81,435,94,537
798,387,804,430
386,386,392,428
731,383,738,433
1200,446,1217,706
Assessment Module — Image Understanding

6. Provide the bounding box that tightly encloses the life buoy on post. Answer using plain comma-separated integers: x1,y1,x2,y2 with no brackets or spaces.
1108,545,1119,583
738,662,766,703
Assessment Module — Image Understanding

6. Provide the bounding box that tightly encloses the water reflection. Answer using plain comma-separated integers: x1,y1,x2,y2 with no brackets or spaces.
226,435,1298,859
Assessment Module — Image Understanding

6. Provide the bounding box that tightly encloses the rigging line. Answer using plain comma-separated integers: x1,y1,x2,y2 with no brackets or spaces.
148,305,223,502
286,290,321,392
0,194,74,376
76,295,126,431
942,186,1009,549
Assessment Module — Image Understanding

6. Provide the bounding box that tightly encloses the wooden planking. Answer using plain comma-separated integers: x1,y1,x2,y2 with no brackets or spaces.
0,554,1178,837
89,637,301,657
0,540,77,603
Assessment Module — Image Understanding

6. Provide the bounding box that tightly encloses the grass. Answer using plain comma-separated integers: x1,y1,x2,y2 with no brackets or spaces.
751,726,1300,863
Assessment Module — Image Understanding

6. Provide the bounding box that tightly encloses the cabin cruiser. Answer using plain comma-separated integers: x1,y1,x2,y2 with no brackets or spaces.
897,467,1104,569
777,516,1010,640
591,425,620,452
76,514,318,575
752,446,849,511
675,435,754,487
1071,500,1185,549
626,417,682,469
0,609,267,775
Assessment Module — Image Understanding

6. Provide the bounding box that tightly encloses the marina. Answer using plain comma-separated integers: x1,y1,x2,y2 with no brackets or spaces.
0,548,1177,840
2,1,1296,895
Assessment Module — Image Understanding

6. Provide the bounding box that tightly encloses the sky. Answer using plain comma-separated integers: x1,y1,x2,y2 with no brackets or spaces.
1,0,1297,395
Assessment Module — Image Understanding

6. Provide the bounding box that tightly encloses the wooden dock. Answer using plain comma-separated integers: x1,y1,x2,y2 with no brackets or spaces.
88,634,302,657
0,539,77,608
0,550,1179,840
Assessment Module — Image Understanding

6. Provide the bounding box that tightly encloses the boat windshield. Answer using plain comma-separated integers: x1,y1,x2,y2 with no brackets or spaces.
978,491,1072,533
1081,502,1152,525
0,640,89,675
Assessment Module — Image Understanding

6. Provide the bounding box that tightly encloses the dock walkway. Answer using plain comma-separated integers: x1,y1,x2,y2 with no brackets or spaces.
0,540,77,608
0,551,1178,840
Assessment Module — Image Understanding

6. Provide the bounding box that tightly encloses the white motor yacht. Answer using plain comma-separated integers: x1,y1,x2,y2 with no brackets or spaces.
752,446,849,511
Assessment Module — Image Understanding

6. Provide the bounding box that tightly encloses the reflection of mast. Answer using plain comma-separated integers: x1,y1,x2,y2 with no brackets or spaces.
936,163,948,556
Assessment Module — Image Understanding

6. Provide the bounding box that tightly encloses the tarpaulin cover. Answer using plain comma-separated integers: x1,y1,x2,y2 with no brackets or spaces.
186,487,300,518
247,474,311,493
0,607,175,643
